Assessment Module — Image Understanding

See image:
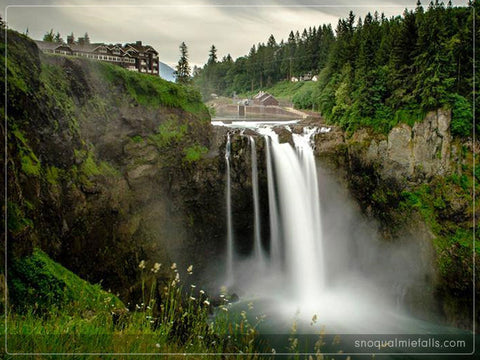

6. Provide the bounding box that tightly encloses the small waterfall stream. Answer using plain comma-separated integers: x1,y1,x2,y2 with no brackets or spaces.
249,136,266,268
225,134,234,286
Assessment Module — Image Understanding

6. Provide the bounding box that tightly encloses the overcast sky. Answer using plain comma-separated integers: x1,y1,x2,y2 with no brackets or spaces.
2,0,469,67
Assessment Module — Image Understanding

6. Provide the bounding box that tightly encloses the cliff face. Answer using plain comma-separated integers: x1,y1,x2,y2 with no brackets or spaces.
314,110,478,330
3,30,226,304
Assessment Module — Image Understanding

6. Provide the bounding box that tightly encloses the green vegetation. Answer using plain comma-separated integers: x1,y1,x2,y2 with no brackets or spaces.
149,118,188,148
184,144,208,163
194,2,477,136
13,128,41,177
7,201,34,235
98,61,207,116
398,165,478,288
9,249,122,314
6,254,263,357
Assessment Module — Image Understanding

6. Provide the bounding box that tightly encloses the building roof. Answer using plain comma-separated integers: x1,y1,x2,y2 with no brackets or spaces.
34,40,64,51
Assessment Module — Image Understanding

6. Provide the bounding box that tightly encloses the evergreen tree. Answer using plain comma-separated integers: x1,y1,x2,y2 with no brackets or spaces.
54,32,63,43
208,45,217,64
175,42,191,84
43,29,55,42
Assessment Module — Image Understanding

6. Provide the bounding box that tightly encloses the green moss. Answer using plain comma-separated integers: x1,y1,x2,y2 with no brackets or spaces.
9,249,123,314
7,201,33,234
149,118,188,149
131,135,143,143
81,152,101,177
45,166,60,185
183,144,208,163
99,161,121,177
12,129,41,177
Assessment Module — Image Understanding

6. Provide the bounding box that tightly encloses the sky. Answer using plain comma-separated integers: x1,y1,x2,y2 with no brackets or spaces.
2,0,470,68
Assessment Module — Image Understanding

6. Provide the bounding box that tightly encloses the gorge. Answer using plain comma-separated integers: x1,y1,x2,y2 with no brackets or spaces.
3,27,477,356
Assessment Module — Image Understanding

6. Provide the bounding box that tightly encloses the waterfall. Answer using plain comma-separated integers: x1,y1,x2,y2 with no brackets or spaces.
225,127,324,304
250,136,266,268
265,137,281,271
225,134,234,285
269,129,324,304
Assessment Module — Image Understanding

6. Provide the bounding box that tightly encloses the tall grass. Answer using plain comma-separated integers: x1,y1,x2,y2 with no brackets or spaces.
5,255,266,358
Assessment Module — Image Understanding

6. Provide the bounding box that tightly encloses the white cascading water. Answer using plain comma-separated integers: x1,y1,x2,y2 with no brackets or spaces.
225,126,324,305
265,137,281,271
225,134,234,286
268,128,324,303
249,136,266,268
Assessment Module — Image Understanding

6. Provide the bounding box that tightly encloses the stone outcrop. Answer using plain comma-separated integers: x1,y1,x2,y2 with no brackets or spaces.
365,109,452,180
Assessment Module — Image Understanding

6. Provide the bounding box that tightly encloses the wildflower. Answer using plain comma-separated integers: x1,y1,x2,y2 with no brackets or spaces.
219,294,225,298
135,304,141,310
151,263,161,273
203,300,210,306
240,310,247,319
190,284,196,288
155,343,160,348
187,265,193,274
272,348,276,354
199,290,205,295
221,306,228,312
248,302,254,310
175,272,180,282
190,296,196,301
139,260,146,270
170,263,177,270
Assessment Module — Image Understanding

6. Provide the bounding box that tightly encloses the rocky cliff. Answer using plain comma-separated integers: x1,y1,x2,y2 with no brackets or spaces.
3,30,228,305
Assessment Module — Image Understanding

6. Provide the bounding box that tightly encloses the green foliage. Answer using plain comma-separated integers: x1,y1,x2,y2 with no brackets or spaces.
9,249,122,313
45,166,60,185
193,4,474,136
149,118,188,148
98,62,207,116
7,201,33,234
450,94,473,137
12,129,41,177
131,135,143,143
7,258,262,355
183,144,208,163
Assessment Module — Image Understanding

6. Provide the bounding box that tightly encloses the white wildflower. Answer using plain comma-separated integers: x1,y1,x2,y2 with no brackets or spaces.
152,263,161,273
190,284,196,288
187,265,193,274
171,262,177,270
203,300,210,306
155,343,160,348
138,260,145,270
190,296,196,301
199,290,205,295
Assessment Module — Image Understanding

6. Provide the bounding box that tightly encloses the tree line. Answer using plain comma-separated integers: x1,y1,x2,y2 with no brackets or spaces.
192,0,477,135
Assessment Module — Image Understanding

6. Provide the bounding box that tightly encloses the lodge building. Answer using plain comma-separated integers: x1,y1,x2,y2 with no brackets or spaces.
34,39,160,76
